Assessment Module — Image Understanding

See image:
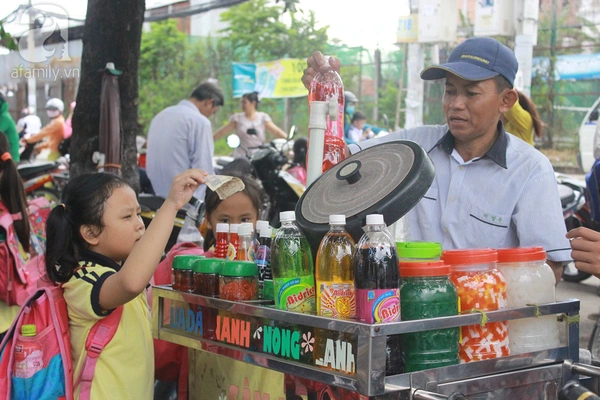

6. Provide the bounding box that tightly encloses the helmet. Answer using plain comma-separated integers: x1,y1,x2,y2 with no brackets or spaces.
345,91,359,103
45,98,64,113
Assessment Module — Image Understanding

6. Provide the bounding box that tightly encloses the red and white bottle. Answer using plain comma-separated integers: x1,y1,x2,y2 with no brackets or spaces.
14,324,44,378
214,223,229,259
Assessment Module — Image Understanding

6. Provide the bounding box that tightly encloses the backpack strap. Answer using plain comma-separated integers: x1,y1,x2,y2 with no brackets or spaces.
75,306,124,400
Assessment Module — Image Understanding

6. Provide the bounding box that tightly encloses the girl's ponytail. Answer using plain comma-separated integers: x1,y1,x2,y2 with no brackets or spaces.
0,132,30,252
45,204,79,283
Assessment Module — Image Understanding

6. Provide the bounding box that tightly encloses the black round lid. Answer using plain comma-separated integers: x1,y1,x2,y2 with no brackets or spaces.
295,140,435,250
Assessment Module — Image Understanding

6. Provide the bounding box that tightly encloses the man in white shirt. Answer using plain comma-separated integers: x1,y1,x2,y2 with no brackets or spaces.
302,37,571,282
146,82,223,200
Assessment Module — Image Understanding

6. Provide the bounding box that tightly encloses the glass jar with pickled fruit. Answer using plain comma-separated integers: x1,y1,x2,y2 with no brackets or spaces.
399,261,459,372
172,255,201,292
442,248,509,363
497,247,560,355
219,261,258,301
194,258,222,297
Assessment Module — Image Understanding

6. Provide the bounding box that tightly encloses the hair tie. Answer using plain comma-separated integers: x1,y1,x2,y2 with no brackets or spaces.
59,204,66,210
1,152,11,162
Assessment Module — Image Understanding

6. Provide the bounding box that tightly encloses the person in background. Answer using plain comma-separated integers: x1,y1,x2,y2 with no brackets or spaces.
24,98,66,161
201,172,264,253
347,111,372,144
146,82,223,201
303,37,571,283
287,137,308,186
0,133,31,342
502,91,543,146
63,101,75,140
213,91,287,159
0,92,19,162
16,107,42,139
343,91,359,141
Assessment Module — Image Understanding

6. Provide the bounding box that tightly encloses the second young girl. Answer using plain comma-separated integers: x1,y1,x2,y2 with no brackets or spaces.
45,168,207,398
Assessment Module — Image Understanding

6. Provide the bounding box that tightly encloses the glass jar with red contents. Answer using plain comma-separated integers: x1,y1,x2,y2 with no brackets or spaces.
219,261,258,301
172,255,202,292
194,258,222,296
442,248,509,363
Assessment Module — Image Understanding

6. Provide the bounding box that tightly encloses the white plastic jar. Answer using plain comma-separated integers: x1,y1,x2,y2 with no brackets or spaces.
497,247,560,355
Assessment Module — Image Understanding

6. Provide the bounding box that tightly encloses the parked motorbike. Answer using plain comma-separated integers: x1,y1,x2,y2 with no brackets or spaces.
17,160,69,205
557,172,594,282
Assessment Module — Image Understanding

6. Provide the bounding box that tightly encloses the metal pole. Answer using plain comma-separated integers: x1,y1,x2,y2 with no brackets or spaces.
27,0,37,115
547,0,557,147
394,43,408,130
373,48,381,124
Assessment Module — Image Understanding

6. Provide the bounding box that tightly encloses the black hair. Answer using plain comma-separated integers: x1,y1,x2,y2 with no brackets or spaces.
517,91,544,139
0,133,30,251
242,92,260,109
351,111,366,123
292,137,307,169
190,82,224,107
203,172,264,252
45,172,130,283
494,75,513,92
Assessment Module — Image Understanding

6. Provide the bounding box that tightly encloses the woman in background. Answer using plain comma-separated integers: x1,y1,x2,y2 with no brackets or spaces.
213,92,287,159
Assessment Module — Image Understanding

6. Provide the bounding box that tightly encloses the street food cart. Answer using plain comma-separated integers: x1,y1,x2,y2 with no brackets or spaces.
152,140,600,399
152,285,596,399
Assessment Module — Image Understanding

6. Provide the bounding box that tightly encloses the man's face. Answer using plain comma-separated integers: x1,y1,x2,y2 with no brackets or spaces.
443,74,510,144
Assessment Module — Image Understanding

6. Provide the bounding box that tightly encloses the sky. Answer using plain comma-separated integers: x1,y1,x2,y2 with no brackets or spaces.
1,0,410,51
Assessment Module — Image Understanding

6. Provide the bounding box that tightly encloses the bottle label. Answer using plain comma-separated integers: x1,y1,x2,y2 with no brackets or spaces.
355,288,400,323
14,344,44,379
256,245,272,280
274,275,315,312
318,282,355,318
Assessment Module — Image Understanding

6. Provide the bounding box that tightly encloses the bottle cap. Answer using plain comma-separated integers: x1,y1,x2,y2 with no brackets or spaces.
329,214,346,225
220,260,258,277
442,248,498,266
173,255,205,270
365,214,384,225
260,227,272,238
497,247,546,263
194,258,222,274
216,223,229,233
280,211,296,222
21,324,37,337
229,224,240,234
397,241,442,259
256,220,269,233
399,261,450,277
238,223,253,236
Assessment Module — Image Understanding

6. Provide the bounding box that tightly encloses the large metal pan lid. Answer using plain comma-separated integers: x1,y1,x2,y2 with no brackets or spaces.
295,140,435,245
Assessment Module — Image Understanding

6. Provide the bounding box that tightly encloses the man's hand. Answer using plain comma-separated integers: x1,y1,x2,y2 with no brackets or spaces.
566,226,600,279
301,51,341,90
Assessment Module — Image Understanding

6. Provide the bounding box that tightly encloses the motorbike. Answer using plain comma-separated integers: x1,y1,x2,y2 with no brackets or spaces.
557,172,594,282
17,159,69,205
223,127,305,228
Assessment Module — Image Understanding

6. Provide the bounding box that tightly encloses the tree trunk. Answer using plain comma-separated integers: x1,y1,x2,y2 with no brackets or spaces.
71,0,145,191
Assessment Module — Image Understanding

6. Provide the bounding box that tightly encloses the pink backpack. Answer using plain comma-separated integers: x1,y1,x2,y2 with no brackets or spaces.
0,197,51,306
0,286,122,400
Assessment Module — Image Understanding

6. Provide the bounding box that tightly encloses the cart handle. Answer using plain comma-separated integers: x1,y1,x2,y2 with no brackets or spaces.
569,361,600,379
412,389,468,400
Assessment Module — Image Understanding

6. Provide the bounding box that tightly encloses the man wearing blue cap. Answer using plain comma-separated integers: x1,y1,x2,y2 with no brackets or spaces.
302,37,571,282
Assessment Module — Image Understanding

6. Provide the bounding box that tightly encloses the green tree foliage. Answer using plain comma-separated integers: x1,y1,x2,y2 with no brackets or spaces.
0,22,17,51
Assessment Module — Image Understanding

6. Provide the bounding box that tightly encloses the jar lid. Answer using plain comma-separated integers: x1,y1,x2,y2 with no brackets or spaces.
497,247,546,263
442,248,498,266
397,241,442,259
194,258,222,274
400,261,450,277
221,260,258,277
173,254,205,270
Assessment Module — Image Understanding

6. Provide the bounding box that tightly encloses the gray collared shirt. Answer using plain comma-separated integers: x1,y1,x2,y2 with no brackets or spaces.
349,123,572,263
146,100,214,200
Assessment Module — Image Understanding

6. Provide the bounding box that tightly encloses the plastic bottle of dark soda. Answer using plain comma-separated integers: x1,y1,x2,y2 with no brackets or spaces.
354,214,403,375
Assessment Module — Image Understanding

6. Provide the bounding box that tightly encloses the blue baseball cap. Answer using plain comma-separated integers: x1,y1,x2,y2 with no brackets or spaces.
420,37,518,87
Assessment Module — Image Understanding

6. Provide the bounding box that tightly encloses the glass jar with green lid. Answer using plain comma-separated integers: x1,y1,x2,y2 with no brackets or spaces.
172,255,204,292
219,260,258,301
399,261,459,372
194,258,222,297
396,241,442,261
